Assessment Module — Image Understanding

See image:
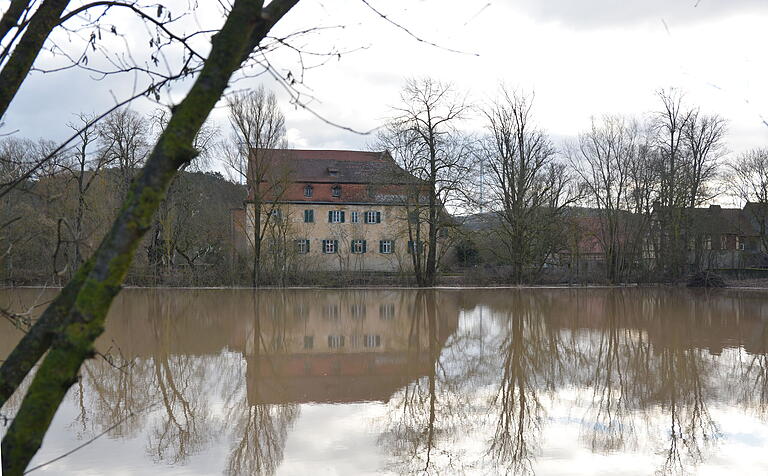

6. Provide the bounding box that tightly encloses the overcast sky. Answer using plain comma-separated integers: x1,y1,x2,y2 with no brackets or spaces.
4,0,768,159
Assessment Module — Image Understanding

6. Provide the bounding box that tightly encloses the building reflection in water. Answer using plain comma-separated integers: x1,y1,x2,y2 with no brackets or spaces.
1,288,768,475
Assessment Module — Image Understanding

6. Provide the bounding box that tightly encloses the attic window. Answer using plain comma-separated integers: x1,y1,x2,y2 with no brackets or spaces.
327,167,339,177
331,185,341,198
304,185,313,198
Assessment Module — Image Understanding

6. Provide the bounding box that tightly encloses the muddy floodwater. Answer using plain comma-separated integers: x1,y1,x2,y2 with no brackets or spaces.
2,287,768,475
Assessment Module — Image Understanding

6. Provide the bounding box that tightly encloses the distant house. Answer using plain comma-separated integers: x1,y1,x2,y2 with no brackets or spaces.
232,149,431,273
680,204,763,270
743,202,768,251
555,209,650,280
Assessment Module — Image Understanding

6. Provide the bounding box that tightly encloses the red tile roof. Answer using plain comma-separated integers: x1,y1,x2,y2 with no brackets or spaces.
246,149,424,204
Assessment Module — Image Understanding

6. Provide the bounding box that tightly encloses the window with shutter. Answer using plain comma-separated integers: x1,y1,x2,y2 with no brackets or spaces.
351,240,366,254
408,241,424,254
376,211,381,223
296,239,309,254
380,240,393,254
304,209,314,223
328,335,345,348
329,210,344,223
323,240,337,254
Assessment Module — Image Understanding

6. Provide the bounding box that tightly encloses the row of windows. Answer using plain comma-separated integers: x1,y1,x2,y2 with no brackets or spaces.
700,234,747,251
295,239,423,255
319,303,396,320
295,239,425,255
304,210,382,224
271,209,383,224
292,303,395,321
313,334,381,349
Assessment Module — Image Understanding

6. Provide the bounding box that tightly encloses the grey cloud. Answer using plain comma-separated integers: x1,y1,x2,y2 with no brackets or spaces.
504,0,768,28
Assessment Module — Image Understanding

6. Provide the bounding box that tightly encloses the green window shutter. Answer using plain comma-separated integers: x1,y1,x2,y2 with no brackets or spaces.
362,240,367,253
376,211,381,223
340,211,345,223
333,240,339,252
328,211,333,223
306,240,310,253
350,241,355,253
379,241,383,253
322,240,327,253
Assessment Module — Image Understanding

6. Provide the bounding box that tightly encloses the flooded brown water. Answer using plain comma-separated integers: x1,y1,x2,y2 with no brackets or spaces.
2,287,768,475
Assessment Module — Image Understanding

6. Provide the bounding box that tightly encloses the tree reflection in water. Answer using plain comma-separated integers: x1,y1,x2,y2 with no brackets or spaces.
221,293,298,476
1,288,768,475
487,292,558,475
377,290,471,475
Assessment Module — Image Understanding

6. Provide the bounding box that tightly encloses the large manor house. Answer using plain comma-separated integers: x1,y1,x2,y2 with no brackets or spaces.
232,149,428,273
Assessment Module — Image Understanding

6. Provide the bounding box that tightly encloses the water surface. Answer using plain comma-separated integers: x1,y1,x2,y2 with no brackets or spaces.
2,287,768,475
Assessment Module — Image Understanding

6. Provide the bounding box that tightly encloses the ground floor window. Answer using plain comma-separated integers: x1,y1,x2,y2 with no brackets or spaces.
322,239,338,254
379,240,394,254
296,239,310,254
407,240,425,254
351,239,367,254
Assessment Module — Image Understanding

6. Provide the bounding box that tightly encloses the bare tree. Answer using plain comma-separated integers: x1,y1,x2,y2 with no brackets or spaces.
652,89,692,278
55,113,115,273
728,148,768,250
481,89,575,283
377,78,474,286
682,110,727,208
570,116,654,282
223,87,289,287
98,108,150,200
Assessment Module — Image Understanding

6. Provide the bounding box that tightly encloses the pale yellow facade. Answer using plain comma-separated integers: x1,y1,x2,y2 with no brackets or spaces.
245,202,421,272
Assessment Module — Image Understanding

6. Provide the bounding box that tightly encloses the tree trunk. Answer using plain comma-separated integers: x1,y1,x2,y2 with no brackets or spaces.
0,0,70,119
0,1,299,472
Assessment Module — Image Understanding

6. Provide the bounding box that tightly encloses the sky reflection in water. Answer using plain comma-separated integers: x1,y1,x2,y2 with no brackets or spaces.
1,287,768,475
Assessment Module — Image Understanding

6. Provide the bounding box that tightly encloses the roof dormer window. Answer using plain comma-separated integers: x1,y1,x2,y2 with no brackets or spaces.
331,185,341,198
327,167,339,177
304,184,313,198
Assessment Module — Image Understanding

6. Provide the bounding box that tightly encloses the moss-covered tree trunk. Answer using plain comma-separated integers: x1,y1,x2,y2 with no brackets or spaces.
0,0,299,473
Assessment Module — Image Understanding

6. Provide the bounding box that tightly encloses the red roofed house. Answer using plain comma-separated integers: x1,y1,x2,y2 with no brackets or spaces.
233,149,428,273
